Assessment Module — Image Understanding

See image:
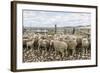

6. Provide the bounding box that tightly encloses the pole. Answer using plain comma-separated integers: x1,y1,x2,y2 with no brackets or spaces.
55,24,57,34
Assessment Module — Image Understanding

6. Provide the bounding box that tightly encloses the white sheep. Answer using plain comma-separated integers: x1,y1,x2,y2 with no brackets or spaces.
52,40,68,58
82,37,89,56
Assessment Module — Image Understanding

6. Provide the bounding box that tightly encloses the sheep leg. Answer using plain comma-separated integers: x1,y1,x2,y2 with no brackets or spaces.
58,51,63,60
76,48,81,58
38,45,39,51
84,47,86,56
72,49,75,57
78,48,82,58
84,48,86,56
65,49,68,57
85,48,88,56
67,49,70,57
38,45,41,54
62,52,64,58
27,44,28,51
82,48,85,57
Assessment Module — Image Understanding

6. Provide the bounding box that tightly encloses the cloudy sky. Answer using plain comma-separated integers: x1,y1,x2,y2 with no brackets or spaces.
23,10,91,27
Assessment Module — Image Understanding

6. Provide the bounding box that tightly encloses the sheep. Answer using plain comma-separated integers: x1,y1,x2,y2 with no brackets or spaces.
33,36,39,50
23,30,91,62
64,35,77,57
23,36,29,50
25,38,34,50
88,38,91,53
23,39,27,50
38,38,50,54
52,40,68,58
75,36,83,57
82,37,89,56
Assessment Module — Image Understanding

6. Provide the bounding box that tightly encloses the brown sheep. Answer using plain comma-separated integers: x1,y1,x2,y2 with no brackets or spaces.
38,39,50,54
64,35,77,57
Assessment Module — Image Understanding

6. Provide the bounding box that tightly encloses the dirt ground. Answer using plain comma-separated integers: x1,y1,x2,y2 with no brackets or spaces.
23,48,91,63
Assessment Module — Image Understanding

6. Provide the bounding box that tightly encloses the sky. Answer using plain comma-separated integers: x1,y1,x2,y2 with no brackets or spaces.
23,10,91,27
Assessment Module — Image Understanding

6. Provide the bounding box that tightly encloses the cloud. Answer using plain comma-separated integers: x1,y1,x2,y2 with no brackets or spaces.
23,10,91,27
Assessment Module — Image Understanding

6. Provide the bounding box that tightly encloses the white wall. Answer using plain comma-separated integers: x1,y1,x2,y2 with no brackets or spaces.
0,0,99,73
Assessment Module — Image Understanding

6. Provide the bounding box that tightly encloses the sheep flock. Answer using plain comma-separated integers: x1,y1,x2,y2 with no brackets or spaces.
23,30,91,63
